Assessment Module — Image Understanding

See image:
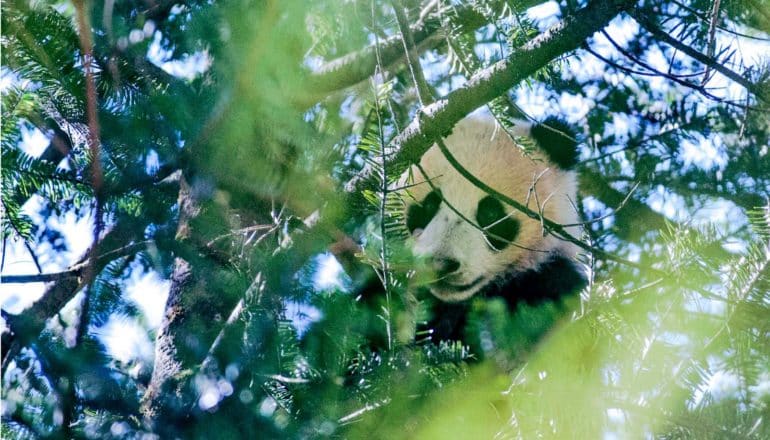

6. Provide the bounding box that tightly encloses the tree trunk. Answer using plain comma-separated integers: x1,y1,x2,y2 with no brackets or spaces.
141,174,244,428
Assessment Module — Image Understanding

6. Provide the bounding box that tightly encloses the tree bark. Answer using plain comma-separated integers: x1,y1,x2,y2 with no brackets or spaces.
140,174,246,427
141,174,200,422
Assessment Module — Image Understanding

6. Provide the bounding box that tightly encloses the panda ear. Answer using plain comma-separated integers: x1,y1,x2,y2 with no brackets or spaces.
529,116,580,170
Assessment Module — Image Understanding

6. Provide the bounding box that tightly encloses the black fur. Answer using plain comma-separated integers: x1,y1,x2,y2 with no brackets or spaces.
482,254,586,309
425,254,586,342
530,117,579,170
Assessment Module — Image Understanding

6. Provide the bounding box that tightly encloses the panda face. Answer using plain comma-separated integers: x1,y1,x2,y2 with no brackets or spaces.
402,117,580,302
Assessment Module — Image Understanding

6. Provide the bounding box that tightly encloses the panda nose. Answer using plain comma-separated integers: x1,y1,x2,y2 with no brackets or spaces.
431,257,460,277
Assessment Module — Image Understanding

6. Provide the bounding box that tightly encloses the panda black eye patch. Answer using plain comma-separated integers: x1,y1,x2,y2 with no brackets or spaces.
406,190,442,233
476,196,520,250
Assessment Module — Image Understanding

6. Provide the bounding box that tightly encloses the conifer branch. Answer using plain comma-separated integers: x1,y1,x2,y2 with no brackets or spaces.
0,241,150,285
307,0,548,97
631,9,770,104
347,0,635,192
307,4,478,95
1,227,146,371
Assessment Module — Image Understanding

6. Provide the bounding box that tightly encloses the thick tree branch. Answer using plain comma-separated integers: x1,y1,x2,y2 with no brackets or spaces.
141,174,201,422
630,9,770,104
141,174,248,428
348,0,636,192
308,17,444,95
308,5,476,95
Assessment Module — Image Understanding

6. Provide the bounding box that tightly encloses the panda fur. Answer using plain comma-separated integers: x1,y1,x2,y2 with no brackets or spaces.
401,116,586,341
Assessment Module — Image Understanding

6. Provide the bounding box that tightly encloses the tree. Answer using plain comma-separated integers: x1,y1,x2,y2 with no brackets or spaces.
2,0,769,438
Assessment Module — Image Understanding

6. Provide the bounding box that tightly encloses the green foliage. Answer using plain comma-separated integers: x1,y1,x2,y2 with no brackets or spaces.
2,0,769,439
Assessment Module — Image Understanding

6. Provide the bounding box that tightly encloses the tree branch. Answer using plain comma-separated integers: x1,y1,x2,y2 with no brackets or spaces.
630,9,769,104
0,241,150,285
578,170,668,241
306,0,549,97
1,224,145,371
73,0,104,354
348,0,636,192
141,173,248,426
392,0,434,105
309,26,436,95
307,5,476,96
0,271,79,284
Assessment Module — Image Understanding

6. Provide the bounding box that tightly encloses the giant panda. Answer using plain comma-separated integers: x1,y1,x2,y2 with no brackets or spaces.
400,116,586,342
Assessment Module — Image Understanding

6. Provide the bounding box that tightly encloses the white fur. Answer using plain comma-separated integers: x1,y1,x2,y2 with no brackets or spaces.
402,117,581,302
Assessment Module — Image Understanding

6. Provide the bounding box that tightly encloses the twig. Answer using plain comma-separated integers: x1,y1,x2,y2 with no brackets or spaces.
1,199,43,273
579,120,704,165
630,8,768,103
200,298,246,372
705,0,722,65
0,241,149,285
338,398,391,424
561,181,640,227
21,237,42,274
371,0,393,350
1,237,7,271
206,224,275,247
392,0,434,105
259,374,311,384
669,0,769,42
585,45,679,77
595,30,758,109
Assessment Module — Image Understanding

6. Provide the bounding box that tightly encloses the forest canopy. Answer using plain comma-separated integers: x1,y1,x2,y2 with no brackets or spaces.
1,0,769,438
